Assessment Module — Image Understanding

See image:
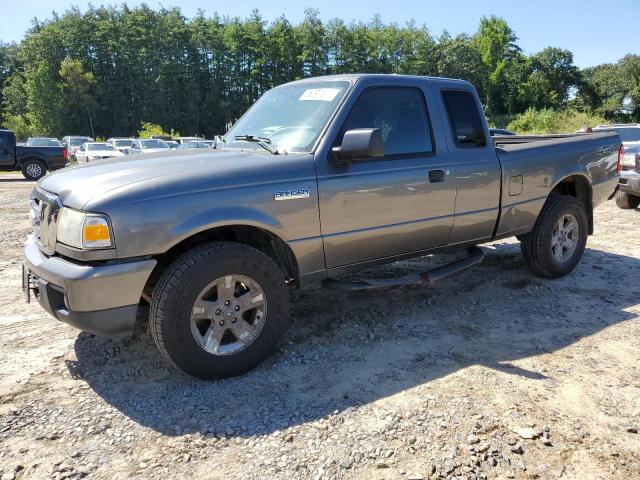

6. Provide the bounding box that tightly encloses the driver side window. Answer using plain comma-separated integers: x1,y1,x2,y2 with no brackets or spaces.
337,87,434,157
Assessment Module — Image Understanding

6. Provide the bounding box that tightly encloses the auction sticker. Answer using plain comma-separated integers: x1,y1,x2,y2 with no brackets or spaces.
299,88,341,101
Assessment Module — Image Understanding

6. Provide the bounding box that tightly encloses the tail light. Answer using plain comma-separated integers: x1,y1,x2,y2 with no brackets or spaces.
63,147,68,160
618,144,624,174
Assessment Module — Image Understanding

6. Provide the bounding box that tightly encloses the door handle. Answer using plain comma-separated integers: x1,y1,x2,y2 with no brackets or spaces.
428,169,446,183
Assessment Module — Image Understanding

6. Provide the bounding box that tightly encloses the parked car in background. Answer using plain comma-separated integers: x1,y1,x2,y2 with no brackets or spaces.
0,129,68,180
615,143,640,209
129,138,171,155
106,138,135,155
75,142,125,163
62,136,94,156
593,124,640,147
177,136,201,144
179,140,215,149
26,137,63,147
489,128,516,136
166,140,180,149
21,74,621,379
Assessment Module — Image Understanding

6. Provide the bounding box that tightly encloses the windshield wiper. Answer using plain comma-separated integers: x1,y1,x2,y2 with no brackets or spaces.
234,135,278,155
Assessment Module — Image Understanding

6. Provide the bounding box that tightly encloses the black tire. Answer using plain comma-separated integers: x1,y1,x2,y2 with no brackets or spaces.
149,242,290,379
615,191,640,210
21,159,47,181
520,195,588,279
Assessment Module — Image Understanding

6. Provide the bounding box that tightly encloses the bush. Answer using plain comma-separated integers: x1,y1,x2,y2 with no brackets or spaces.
507,108,607,134
137,122,179,139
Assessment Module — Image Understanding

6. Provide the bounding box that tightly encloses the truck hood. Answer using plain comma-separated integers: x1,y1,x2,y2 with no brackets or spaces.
38,148,278,209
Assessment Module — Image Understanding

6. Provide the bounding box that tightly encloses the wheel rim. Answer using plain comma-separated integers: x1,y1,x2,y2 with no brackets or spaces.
26,163,42,179
189,274,267,356
551,213,579,263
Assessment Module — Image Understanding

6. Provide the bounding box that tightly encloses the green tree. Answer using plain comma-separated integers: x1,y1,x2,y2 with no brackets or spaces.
59,58,96,137
473,16,520,113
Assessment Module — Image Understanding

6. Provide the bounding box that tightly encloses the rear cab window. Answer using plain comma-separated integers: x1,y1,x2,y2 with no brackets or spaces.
0,131,14,149
337,87,434,157
442,90,487,148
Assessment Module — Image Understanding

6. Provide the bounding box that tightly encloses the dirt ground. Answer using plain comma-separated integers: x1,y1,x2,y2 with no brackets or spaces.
0,172,638,480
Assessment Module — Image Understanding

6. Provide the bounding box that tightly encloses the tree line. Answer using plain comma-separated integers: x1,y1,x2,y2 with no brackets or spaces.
0,5,638,140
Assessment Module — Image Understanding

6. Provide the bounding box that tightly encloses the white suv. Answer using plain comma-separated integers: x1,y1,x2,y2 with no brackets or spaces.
593,124,640,147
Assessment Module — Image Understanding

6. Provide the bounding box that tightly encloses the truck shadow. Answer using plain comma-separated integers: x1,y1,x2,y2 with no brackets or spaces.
0,177,32,183
66,242,640,438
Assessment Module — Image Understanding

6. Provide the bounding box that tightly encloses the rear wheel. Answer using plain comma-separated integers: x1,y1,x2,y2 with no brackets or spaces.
520,195,588,278
21,159,46,181
615,191,640,209
149,242,290,379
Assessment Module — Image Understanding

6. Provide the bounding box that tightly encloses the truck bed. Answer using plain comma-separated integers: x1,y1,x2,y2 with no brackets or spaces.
493,131,621,237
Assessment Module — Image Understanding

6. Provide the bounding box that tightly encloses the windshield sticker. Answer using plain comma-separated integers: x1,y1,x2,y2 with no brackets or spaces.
299,88,341,102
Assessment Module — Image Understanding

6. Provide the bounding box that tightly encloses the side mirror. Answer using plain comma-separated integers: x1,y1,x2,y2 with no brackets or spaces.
331,128,384,164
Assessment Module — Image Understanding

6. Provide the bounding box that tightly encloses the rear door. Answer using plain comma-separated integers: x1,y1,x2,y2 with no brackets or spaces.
0,131,16,168
435,85,502,244
316,78,457,269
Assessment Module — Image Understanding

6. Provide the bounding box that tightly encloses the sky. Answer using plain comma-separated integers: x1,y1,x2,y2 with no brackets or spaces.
0,0,637,68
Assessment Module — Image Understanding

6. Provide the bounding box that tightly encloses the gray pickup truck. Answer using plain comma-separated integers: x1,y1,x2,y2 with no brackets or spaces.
23,74,621,379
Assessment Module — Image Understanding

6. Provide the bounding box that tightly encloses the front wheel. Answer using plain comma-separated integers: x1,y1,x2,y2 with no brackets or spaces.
149,242,290,379
615,191,640,209
520,195,588,278
21,159,47,181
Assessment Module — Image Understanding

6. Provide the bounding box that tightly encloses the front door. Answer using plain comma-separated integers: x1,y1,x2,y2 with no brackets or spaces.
317,84,457,269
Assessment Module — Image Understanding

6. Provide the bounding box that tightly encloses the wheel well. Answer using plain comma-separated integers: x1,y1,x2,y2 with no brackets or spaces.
551,175,593,234
20,156,46,167
143,226,299,300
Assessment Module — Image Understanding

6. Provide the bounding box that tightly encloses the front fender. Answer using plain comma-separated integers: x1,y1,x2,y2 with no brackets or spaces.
167,206,283,249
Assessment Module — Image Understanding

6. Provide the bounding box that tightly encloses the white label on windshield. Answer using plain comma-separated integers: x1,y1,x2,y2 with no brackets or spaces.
299,88,341,102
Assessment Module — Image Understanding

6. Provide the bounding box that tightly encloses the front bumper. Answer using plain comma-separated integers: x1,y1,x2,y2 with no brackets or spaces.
23,236,156,336
619,169,640,196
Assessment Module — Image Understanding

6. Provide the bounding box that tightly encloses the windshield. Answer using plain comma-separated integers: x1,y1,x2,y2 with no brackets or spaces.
615,128,640,143
114,139,133,147
224,80,350,153
27,138,61,147
140,139,169,149
87,143,116,151
186,141,214,148
69,137,93,146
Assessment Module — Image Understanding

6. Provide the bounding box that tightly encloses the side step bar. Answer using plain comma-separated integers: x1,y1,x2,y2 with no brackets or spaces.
322,246,485,291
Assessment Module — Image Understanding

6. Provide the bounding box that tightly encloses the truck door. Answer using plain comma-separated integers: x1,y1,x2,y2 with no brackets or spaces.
0,130,16,168
437,87,502,244
316,81,457,269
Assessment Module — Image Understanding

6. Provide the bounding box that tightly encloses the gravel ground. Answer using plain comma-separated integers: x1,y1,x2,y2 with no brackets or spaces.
0,172,639,480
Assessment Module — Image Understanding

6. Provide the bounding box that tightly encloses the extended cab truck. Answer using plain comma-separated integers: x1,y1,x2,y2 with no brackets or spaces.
0,130,69,180
22,75,622,379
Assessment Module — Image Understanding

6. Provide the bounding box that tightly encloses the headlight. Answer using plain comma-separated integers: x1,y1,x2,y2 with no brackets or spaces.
57,208,113,249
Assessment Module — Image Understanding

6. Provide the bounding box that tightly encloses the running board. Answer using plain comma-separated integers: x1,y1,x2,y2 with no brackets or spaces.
322,246,485,291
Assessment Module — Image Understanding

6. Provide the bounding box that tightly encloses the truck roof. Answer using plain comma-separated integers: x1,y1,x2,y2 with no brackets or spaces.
283,73,471,87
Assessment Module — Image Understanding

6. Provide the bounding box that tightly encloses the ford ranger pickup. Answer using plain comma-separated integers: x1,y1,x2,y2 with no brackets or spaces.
22,74,622,379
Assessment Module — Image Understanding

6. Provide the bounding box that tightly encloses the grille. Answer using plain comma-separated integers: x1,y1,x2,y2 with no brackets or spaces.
29,187,62,255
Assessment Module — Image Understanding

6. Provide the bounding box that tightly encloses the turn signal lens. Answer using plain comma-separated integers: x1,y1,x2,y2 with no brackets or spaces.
82,216,112,248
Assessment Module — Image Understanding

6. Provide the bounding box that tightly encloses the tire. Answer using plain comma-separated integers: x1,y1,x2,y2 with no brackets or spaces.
615,191,640,210
21,159,47,181
520,195,588,279
149,242,290,379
